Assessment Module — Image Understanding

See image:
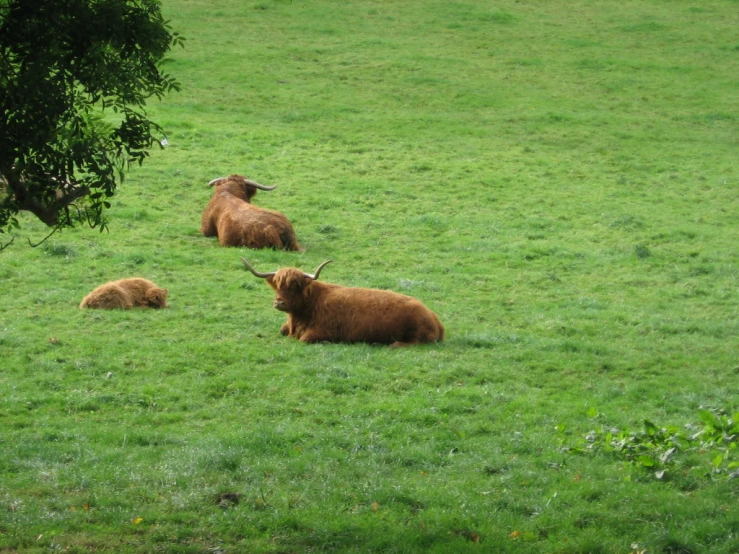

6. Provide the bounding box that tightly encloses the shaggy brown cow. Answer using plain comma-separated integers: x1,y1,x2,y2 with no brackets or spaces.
80,278,168,310
201,175,301,250
241,258,445,347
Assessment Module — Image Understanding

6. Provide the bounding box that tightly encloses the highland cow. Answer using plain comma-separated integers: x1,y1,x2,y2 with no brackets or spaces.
201,175,301,250
241,258,445,347
79,278,168,310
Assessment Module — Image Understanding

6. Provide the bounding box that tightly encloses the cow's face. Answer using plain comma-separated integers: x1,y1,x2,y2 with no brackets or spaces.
146,288,169,308
267,269,311,313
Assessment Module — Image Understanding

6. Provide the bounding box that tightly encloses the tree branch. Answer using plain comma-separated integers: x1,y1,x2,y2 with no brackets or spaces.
10,174,90,227
27,226,59,248
0,234,14,251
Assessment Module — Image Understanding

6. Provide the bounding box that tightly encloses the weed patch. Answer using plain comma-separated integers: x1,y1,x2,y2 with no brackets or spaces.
566,409,739,481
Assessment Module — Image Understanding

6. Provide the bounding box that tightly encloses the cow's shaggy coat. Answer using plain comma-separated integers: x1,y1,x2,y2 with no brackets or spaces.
80,278,168,310
201,175,301,250
242,258,444,347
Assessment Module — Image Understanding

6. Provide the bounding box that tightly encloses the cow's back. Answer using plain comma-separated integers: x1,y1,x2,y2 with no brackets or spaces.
308,286,443,345
207,194,299,250
80,282,133,309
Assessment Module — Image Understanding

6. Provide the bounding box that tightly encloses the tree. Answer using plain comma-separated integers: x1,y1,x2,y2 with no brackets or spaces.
0,0,183,248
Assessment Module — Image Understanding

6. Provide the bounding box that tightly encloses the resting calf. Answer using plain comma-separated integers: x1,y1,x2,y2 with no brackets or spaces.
80,278,168,309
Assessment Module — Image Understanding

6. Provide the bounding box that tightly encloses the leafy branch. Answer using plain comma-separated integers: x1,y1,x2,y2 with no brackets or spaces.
0,0,184,242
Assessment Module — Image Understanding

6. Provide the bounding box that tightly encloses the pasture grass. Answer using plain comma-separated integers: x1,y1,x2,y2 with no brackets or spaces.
1,0,738,552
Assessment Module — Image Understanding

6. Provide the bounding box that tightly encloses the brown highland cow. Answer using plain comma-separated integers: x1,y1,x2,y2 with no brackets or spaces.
79,278,168,310
201,175,301,250
241,258,444,347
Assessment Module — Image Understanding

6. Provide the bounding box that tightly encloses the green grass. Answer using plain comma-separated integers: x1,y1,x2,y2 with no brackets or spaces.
1,0,738,552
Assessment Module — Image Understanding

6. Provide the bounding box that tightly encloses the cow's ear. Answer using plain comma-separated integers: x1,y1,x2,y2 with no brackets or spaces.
244,186,257,201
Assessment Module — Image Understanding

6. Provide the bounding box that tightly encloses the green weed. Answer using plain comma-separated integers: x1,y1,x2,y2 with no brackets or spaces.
567,409,739,480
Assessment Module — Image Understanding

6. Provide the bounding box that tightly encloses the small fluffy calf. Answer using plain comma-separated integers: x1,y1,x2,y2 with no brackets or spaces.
79,278,168,310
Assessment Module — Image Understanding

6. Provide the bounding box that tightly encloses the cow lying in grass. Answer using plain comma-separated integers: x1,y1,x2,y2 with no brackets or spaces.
80,278,168,309
241,258,444,347
201,175,301,250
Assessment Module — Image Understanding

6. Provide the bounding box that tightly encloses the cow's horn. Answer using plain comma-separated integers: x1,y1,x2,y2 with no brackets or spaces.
304,260,332,281
208,177,277,191
240,257,276,278
244,179,278,191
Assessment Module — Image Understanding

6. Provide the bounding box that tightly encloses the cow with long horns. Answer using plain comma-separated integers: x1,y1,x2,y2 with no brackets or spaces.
241,258,445,347
201,175,301,250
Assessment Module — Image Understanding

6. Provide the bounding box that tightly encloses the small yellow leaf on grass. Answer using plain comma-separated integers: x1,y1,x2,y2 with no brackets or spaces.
371,502,379,512
131,517,143,525
455,529,481,542
510,530,520,540
83,503,90,511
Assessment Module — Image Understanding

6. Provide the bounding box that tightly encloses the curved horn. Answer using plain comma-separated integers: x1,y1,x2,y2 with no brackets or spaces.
208,177,226,186
303,260,332,281
243,179,278,191
240,257,276,279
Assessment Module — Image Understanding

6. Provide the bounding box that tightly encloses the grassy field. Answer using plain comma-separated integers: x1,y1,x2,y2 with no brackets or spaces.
1,0,738,552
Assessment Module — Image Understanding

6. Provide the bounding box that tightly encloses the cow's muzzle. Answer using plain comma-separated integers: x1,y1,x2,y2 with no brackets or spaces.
274,299,288,312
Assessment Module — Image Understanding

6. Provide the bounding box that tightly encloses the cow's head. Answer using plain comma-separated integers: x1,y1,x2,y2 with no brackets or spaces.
209,174,277,202
241,258,332,313
145,287,169,309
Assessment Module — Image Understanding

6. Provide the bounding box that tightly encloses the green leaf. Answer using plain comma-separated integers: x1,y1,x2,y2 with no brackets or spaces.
638,455,656,467
698,409,720,429
643,420,658,436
